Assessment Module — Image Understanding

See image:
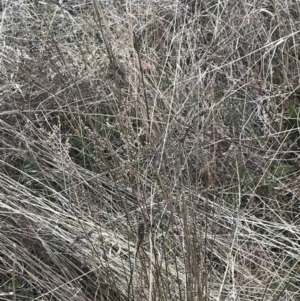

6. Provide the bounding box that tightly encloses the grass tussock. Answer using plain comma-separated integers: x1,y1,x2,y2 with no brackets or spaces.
1,0,300,300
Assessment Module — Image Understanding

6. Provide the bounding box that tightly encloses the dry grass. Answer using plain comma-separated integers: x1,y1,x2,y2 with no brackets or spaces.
1,0,300,300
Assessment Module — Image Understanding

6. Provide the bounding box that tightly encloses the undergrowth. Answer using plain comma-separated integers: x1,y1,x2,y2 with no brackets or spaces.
1,0,300,300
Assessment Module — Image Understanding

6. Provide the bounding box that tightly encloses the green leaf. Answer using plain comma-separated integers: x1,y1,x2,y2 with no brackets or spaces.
287,105,299,119
274,165,298,176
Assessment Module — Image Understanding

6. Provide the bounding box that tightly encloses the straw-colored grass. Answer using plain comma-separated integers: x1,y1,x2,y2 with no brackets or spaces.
1,0,300,300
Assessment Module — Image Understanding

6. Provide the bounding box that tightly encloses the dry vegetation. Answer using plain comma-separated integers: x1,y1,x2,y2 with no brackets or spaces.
1,0,300,300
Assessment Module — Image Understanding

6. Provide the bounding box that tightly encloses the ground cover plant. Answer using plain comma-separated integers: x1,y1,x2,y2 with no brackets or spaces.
1,0,300,300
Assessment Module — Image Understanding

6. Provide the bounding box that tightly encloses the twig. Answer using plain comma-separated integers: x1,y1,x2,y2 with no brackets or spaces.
93,0,122,102
133,32,151,138
12,243,16,301
128,221,145,299
135,221,145,261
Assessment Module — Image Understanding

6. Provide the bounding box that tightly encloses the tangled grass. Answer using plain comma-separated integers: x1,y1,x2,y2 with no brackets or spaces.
1,0,300,300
